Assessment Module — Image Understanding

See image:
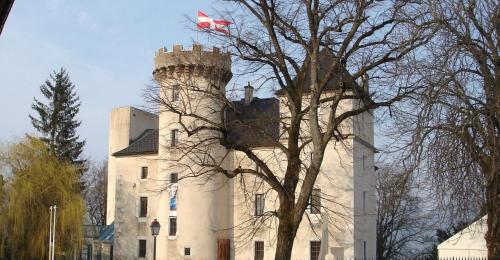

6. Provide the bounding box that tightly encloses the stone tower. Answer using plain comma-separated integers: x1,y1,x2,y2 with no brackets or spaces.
152,44,233,259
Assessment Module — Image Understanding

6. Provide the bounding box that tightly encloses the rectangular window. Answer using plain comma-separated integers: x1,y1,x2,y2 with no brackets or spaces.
138,239,146,257
171,129,179,147
172,85,180,101
310,241,321,260
170,173,178,183
141,167,148,179
139,197,148,218
169,217,177,236
363,241,367,259
310,188,321,214
254,241,264,260
184,247,191,256
255,194,265,216
363,191,367,215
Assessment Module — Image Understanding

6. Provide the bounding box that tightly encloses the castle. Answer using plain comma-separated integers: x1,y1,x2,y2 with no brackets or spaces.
106,44,376,259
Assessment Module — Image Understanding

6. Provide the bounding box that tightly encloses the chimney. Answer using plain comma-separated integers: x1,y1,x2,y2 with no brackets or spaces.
244,82,254,105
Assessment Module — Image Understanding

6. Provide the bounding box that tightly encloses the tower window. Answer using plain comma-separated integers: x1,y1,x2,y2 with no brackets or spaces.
138,239,146,257
141,167,148,179
171,129,179,147
172,85,180,101
169,217,177,236
255,194,265,216
254,241,264,260
170,173,178,183
309,188,321,214
363,191,367,215
310,241,321,260
139,197,148,218
363,241,367,259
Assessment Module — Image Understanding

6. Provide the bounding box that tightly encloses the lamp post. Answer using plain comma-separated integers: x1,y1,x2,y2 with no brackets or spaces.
150,219,161,260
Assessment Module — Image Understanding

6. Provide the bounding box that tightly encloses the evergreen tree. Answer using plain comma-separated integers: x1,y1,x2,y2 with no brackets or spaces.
29,68,85,163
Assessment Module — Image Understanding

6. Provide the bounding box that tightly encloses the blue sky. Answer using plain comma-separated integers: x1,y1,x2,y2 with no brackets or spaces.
0,0,219,160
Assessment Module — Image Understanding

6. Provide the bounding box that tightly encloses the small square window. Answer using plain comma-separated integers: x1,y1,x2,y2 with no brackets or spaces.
255,194,265,216
138,239,146,257
170,173,178,183
169,217,177,236
310,241,321,260
139,197,148,218
184,247,191,256
254,241,264,260
171,129,179,147
141,167,148,179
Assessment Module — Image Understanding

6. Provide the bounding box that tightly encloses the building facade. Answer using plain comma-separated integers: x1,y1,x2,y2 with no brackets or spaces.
106,44,376,259
438,216,488,258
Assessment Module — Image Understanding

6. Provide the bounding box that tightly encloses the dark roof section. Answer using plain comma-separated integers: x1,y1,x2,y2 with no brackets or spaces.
276,49,359,95
113,99,281,156
113,129,159,157
0,0,14,36
224,97,280,148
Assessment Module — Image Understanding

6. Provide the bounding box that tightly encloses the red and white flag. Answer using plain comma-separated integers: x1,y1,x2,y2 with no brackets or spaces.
197,11,232,35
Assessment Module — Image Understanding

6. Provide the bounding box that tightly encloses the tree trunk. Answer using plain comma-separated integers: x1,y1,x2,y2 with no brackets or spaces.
485,65,500,259
274,215,297,260
486,166,500,259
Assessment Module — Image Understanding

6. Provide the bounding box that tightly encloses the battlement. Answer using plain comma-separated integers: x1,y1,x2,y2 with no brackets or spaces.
153,44,232,83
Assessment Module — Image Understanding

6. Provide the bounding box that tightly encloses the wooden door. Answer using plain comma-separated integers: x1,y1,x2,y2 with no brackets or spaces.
217,238,230,260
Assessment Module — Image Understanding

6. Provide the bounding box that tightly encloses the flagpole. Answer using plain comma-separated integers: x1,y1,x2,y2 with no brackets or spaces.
196,10,199,44
52,205,56,260
48,206,52,260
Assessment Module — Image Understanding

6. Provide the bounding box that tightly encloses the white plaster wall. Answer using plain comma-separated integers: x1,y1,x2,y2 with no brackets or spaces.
112,154,163,260
438,216,487,258
107,107,159,225
228,91,376,259
352,101,376,259
155,48,232,259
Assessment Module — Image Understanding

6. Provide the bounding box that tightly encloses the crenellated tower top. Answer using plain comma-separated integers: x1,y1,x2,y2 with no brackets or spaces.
153,44,232,83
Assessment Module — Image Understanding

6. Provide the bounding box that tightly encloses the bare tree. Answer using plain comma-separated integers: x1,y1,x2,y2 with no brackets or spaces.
391,0,500,257
376,164,430,260
146,1,435,259
83,160,107,226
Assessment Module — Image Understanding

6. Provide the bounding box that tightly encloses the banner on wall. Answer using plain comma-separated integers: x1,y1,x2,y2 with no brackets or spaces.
170,183,178,211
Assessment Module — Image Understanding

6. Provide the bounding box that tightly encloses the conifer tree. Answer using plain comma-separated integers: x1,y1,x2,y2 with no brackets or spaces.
29,68,85,163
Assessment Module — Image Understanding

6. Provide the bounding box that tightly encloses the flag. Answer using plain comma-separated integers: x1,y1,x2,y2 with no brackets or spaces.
197,10,232,35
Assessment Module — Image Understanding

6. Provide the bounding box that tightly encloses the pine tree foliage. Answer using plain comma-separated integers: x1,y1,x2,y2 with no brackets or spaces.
30,68,85,163
0,137,84,259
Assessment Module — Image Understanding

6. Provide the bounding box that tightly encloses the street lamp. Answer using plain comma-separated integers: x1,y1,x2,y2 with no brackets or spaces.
150,219,161,260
